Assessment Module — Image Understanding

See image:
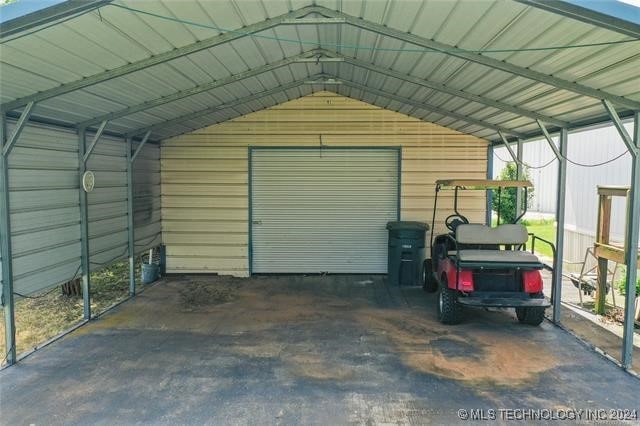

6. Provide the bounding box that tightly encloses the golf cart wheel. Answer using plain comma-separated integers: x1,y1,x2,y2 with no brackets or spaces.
421,259,438,293
516,293,546,326
515,306,546,326
437,285,462,325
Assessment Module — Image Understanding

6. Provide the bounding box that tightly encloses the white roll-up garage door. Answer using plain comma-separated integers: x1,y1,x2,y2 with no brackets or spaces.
250,148,399,273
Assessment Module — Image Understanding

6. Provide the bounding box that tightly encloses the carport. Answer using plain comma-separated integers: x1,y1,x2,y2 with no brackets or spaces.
0,0,639,396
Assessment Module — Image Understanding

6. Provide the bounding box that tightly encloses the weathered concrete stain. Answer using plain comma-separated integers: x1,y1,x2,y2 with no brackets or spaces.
357,309,560,386
75,276,560,386
2,275,639,425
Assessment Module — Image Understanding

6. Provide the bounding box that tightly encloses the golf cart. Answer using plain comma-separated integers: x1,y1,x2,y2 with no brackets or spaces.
422,179,551,325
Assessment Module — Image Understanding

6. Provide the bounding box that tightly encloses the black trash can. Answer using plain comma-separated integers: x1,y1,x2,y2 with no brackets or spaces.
386,221,429,286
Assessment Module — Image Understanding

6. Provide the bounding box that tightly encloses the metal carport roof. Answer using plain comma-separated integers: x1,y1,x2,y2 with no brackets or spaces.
0,0,639,143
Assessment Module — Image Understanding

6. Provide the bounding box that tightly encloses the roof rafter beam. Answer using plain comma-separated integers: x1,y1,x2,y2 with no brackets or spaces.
313,6,640,111
315,49,570,128
602,99,638,156
536,119,564,160
341,79,528,139
0,5,321,113
497,131,519,163
282,17,346,24
130,130,152,163
76,49,324,130
515,0,640,39
125,78,317,138
82,119,108,163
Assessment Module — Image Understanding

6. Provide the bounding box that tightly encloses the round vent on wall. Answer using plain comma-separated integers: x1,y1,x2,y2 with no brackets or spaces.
82,171,95,192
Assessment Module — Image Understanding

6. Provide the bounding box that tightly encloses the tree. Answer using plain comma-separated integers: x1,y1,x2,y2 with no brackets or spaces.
492,162,534,224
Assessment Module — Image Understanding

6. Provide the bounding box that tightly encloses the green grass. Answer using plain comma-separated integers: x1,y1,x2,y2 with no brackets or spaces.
522,219,557,259
1,259,143,364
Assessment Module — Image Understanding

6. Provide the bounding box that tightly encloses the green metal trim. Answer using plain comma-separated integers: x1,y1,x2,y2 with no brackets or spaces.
515,138,524,219
78,127,91,320
82,120,108,163
3,110,157,144
537,120,564,160
603,100,638,156
130,130,151,163
126,137,136,296
552,128,568,324
622,111,640,369
2,101,35,157
247,147,253,276
486,145,494,226
498,131,519,162
396,147,402,221
0,114,17,365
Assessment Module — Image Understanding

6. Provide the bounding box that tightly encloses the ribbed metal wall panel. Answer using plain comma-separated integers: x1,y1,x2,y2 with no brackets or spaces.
5,121,161,296
251,148,398,273
86,134,161,266
162,91,488,276
7,121,81,296
87,135,128,266
133,142,162,253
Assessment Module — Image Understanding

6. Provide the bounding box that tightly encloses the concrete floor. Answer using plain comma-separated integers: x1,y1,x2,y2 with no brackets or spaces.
1,275,639,425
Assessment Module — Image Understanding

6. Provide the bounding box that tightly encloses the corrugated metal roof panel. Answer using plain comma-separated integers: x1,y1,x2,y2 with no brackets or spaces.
0,0,637,143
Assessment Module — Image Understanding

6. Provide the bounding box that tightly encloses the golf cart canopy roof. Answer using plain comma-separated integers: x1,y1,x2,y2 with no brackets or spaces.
436,179,533,189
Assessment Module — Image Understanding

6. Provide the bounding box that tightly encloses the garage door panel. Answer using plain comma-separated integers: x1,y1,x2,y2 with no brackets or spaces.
251,148,399,273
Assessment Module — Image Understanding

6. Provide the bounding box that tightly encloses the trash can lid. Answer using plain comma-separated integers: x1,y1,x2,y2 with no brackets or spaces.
386,221,429,231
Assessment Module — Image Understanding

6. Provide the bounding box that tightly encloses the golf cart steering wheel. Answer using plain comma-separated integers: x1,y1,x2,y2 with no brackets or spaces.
445,214,469,232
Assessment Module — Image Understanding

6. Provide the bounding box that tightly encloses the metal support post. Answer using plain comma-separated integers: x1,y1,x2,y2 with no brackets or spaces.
0,115,17,365
486,145,494,226
552,128,568,323
78,128,91,320
621,111,640,369
516,138,524,220
126,137,136,296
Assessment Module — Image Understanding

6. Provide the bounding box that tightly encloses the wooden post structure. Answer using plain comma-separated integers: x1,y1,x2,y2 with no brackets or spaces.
595,191,612,314
593,186,640,319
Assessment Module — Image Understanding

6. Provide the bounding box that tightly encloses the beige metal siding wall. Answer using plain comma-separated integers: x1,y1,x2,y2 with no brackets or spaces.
161,91,489,276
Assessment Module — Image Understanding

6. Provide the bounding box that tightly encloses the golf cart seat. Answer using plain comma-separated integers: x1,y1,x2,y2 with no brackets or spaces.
451,224,544,269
